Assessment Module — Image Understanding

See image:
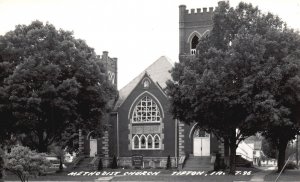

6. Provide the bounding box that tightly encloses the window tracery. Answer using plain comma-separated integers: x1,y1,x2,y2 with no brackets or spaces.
130,94,163,150
132,96,161,123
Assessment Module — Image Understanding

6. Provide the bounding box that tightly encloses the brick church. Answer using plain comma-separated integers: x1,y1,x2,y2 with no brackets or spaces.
78,3,256,168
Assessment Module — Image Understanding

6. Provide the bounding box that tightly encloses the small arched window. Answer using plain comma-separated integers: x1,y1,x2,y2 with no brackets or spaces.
191,35,199,55
132,134,161,150
154,135,160,149
140,135,146,149
133,135,139,149
147,135,153,149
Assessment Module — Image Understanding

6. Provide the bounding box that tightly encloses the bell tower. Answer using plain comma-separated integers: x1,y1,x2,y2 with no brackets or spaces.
179,5,215,58
100,51,118,88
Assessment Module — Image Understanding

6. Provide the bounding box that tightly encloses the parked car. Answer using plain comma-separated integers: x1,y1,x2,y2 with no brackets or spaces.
45,155,66,172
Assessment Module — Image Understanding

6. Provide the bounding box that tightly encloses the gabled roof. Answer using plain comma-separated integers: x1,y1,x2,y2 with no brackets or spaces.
115,56,173,109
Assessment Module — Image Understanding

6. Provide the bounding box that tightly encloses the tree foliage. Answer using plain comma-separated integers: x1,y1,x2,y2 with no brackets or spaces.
0,21,117,152
5,145,51,182
167,1,300,173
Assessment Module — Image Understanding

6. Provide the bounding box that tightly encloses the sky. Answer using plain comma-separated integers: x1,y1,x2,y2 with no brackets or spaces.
0,0,300,89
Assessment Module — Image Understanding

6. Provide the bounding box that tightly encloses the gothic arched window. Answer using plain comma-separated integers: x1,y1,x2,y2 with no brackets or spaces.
131,134,161,150
147,135,153,149
193,127,210,138
140,135,146,149
133,135,139,149
130,93,163,150
132,96,161,123
154,134,161,149
191,35,199,55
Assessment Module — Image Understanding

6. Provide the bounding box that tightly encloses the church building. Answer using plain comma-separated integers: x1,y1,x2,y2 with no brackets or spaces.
105,4,223,168
79,3,255,169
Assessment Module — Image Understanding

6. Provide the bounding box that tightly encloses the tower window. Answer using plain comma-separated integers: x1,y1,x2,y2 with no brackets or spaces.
108,71,115,84
191,35,199,55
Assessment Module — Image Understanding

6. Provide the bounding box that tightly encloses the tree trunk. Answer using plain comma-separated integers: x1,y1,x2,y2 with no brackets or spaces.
37,132,48,153
277,139,288,173
229,138,237,174
224,138,230,167
228,130,237,175
37,140,48,153
59,157,63,171
224,138,230,157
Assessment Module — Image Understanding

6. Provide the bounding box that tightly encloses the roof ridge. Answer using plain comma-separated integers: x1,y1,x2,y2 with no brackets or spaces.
115,56,173,110
142,56,172,74
119,56,172,91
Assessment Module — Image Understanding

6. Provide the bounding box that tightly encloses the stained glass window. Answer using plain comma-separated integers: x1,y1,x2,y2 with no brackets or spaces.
140,135,146,148
133,135,139,149
132,134,160,150
147,135,153,149
132,96,161,123
154,135,160,149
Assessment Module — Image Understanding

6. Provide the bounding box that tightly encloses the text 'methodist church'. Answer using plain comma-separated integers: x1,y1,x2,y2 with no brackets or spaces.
78,3,236,168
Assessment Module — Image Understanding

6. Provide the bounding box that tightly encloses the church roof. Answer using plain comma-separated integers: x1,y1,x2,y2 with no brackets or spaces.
115,56,173,109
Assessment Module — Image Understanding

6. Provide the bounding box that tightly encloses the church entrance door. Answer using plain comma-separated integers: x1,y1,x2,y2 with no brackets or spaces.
193,129,210,156
89,139,97,157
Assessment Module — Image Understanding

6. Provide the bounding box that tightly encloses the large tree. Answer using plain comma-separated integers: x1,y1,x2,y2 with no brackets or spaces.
0,21,117,152
257,47,300,172
167,2,300,173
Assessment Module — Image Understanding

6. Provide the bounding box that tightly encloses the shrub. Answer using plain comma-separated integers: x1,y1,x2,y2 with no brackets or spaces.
244,162,252,168
166,155,171,169
5,145,51,182
111,156,118,169
97,158,103,171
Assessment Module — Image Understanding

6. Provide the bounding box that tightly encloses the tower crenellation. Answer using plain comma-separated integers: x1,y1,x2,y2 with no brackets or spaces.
183,7,215,14
179,5,215,25
179,4,218,57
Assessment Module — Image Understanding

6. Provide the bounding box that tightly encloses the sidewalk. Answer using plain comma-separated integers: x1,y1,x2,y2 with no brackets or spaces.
248,166,275,182
265,169,300,182
249,171,272,181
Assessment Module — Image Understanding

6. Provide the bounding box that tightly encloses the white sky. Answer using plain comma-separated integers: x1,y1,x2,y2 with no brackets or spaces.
0,0,300,89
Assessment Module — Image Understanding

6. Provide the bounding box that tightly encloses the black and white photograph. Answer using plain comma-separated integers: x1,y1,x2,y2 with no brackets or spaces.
0,0,300,181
